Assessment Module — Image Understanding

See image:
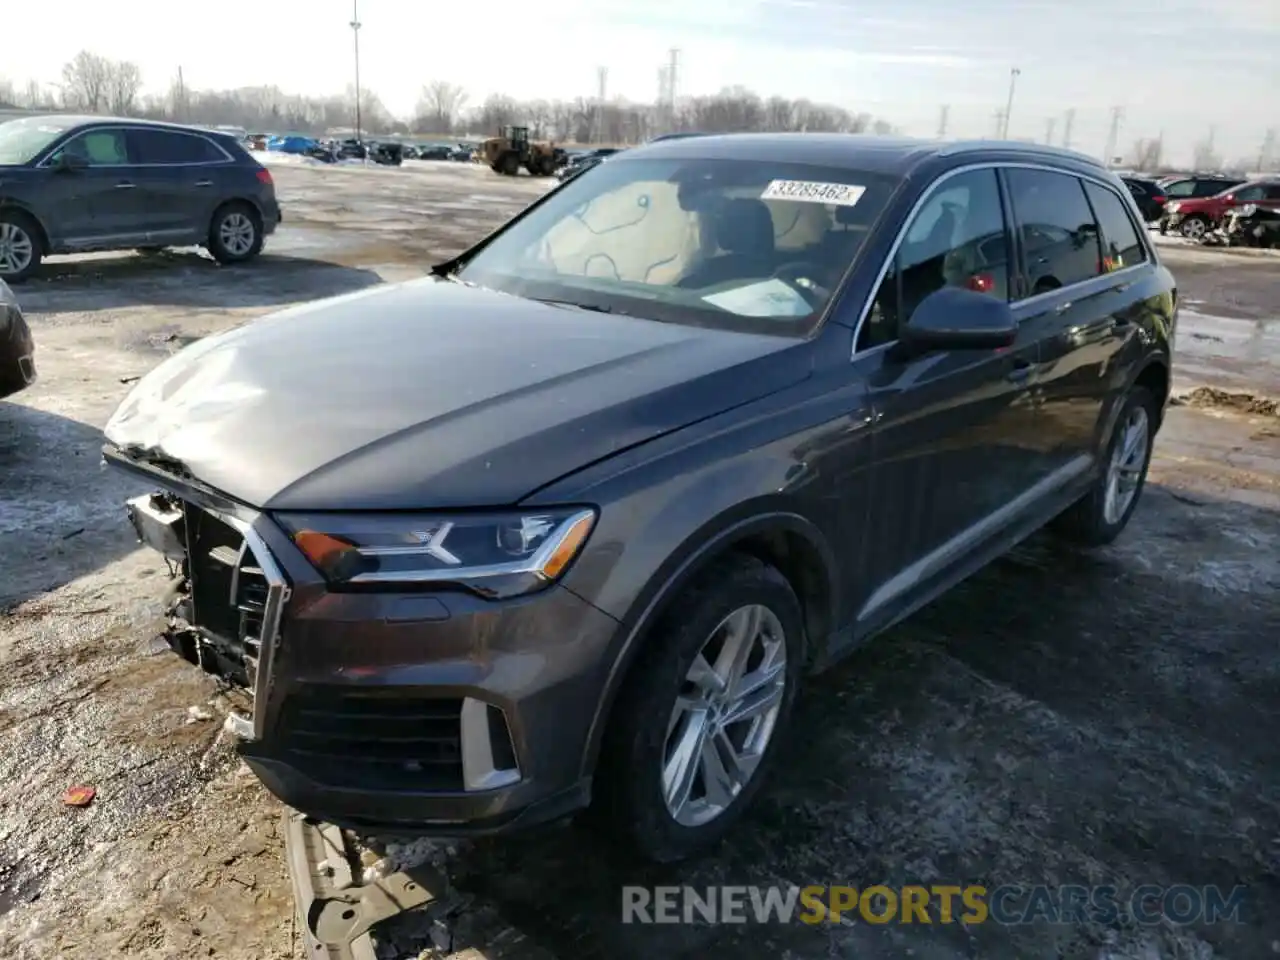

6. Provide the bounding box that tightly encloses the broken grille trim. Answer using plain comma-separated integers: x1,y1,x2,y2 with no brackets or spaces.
218,513,290,741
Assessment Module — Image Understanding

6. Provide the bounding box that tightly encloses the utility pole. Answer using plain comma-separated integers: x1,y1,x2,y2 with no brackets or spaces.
992,110,1006,139
595,66,608,144
1061,108,1076,150
1000,66,1021,139
175,66,186,121
936,104,949,138
1102,106,1124,167
349,0,363,148
1044,117,1056,146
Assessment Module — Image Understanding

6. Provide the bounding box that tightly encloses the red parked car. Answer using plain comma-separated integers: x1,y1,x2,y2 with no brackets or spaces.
1161,179,1280,241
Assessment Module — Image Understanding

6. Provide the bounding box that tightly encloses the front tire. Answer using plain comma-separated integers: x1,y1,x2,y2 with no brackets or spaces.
207,203,263,264
1050,385,1158,547
0,211,44,284
593,554,806,863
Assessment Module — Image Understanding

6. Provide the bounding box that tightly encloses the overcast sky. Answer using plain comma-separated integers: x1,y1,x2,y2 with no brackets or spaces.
5,0,1278,165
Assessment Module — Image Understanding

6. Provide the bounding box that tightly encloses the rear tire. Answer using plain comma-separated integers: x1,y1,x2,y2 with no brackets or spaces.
1178,215,1209,242
1050,385,1158,547
0,210,44,284
207,203,263,265
592,554,806,864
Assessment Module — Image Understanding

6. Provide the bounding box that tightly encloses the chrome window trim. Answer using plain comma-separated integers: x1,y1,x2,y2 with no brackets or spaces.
850,160,1150,358
36,124,234,168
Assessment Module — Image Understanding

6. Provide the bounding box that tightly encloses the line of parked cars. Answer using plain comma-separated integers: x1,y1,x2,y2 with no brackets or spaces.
1119,172,1280,247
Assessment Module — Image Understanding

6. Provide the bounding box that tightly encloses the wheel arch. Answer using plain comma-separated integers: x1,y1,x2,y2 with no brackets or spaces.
0,202,52,253
210,196,264,226
1133,356,1171,425
578,507,838,781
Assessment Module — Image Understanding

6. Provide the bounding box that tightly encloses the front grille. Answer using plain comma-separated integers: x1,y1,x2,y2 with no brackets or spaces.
185,506,271,687
275,687,466,792
176,503,287,739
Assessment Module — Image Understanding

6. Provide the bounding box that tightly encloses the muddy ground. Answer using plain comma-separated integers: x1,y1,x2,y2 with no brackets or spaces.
0,159,1277,960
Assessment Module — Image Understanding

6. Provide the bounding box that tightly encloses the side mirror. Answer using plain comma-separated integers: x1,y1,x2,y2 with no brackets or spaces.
898,286,1018,355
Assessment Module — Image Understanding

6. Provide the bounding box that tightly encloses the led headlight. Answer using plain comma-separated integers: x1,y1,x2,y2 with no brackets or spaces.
1235,203,1257,218
276,507,596,598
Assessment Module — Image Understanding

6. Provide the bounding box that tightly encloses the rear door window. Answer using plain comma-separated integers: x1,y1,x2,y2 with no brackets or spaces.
129,129,226,164
1005,168,1102,296
1193,180,1230,197
1083,182,1147,270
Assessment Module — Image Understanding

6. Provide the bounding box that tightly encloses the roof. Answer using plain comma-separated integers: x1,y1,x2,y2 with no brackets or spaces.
622,132,1107,177
3,113,238,137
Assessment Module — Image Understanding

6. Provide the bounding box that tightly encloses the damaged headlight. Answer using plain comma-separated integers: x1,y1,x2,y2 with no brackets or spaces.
275,508,597,599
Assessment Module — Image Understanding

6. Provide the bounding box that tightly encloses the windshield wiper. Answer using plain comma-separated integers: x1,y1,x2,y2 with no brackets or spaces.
532,298,626,316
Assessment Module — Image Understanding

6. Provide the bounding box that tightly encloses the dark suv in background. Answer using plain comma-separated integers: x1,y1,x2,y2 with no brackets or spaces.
0,115,281,282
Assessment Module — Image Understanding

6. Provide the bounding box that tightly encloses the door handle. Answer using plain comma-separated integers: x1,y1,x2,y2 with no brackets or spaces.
1006,359,1035,383
114,181,136,189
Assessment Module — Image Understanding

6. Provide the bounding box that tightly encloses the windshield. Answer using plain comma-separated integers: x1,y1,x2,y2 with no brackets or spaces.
456,155,901,336
0,116,78,165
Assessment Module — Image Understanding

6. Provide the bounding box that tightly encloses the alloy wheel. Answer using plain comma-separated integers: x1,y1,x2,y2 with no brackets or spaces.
661,604,788,828
0,222,34,276
1103,404,1150,525
218,213,256,256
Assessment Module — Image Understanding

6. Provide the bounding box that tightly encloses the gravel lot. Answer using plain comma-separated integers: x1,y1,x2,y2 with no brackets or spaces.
1,159,1277,960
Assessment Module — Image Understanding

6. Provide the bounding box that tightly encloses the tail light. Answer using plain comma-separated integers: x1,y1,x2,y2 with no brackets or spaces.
255,168,274,186
1153,195,1166,205
966,273,995,294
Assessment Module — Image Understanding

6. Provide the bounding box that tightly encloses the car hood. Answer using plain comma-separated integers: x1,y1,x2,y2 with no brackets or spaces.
104,278,809,510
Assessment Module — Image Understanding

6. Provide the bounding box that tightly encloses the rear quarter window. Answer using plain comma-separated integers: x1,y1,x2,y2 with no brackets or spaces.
1084,182,1147,270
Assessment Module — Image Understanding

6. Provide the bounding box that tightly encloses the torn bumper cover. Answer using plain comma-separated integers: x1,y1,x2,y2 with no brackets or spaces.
105,448,611,836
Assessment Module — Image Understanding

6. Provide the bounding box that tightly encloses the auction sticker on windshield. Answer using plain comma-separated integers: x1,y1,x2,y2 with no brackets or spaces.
761,180,866,206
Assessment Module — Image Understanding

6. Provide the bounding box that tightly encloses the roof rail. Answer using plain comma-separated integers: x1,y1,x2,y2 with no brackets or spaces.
936,139,1105,167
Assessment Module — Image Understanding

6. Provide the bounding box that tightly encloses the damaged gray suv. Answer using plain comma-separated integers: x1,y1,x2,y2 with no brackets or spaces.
105,134,1176,863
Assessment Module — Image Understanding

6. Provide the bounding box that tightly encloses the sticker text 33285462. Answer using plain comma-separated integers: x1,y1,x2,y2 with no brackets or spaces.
760,180,866,207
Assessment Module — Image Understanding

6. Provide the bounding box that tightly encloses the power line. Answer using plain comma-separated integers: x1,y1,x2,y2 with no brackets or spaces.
1061,108,1076,150
1000,67,1021,139
349,0,363,148
1102,106,1124,167
1259,128,1277,172
595,66,608,144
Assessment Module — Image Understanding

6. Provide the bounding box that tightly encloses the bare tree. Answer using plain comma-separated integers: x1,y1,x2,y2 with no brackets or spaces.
107,61,143,116
9,51,899,144
1127,138,1163,172
60,50,113,112
0,78,17,107
475,94,520,134
414,81,468,134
